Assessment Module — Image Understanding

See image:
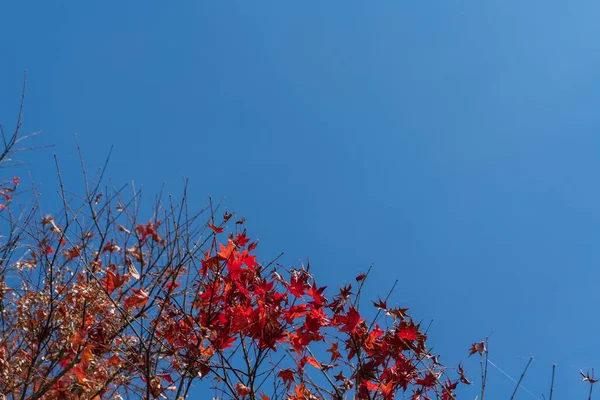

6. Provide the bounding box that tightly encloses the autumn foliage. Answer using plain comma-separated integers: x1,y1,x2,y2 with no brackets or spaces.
0,196,464,399
0,90,465,399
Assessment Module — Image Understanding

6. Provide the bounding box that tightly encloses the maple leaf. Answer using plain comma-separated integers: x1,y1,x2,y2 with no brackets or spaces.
339,306,364,335
373,297,388,310
207,222,224,233
234,231,250,247
80,345,95,368
123,288,149,310
201,252,220,276
240,249,257,269
305,355,321,369
469,341,486,356
337,284,353,301
415,373,438,388
227,256,245,280
102,241,121,253
101,269,128,294
457,363,471,385
278,369,295,387
72,365,89,385
326,342,341,362
211,334,235,351
164,280,181,291
136,221,162,243
387,306,409,321
397,324,418,341
236,382,251,397
63,246,82,260
363,379,379,391
381,381,394,398
333,371,346,382
306,285,327,307
288,273,310,298
304,306,329,332
217,241,235,260
442,379,459,400
284,304,308,323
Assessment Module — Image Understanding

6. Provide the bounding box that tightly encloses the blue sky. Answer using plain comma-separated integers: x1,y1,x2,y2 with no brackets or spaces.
2,1,600,398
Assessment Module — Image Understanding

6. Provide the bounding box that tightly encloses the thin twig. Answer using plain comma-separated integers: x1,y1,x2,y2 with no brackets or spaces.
510,356,534,400
549,363,555,400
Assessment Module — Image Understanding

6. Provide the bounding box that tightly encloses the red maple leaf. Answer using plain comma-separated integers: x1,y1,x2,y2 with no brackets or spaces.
337,284,353,301
306,285,327,307
234,231,250,247
135,221,162,243
339,306,364,334
288,274,309,298
372,297,388,310
207,222,224,233
334,371,346,382
101,269,128,294
457,363,471,385
283,304,308,323
397,325,418,341
240,249,257,269
123,288,149,310
415,373,438,388
227,255,244,280
326,342,341,362
278,369,295,387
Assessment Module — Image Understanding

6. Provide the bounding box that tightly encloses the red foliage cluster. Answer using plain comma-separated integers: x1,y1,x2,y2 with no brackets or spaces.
0,196,464,399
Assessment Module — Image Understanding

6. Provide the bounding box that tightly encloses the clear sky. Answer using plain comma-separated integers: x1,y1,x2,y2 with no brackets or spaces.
2,1,600,398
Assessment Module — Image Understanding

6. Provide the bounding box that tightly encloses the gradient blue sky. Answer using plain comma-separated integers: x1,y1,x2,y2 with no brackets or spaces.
2,2,600,398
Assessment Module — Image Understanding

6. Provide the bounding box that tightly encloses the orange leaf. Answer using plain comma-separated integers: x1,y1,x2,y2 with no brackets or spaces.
80,345,94,367
72,365,89,384
217,241,235,260
306,356,321,369
235,382,251,397
363,379,379,391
